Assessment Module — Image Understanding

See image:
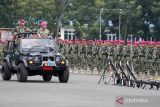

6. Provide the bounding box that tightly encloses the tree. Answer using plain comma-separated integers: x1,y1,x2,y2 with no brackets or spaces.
0,0,160,40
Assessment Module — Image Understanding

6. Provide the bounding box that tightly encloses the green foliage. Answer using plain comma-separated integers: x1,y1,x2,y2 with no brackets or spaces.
0,0,160,39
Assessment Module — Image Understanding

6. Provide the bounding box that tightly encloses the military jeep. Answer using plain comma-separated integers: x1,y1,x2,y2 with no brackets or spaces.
1,33,69,82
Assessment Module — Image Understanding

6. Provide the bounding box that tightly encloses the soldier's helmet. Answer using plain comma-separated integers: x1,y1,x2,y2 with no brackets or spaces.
41,21,47,29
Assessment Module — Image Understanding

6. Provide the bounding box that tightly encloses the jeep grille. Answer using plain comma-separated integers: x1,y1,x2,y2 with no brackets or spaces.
43,56,54,61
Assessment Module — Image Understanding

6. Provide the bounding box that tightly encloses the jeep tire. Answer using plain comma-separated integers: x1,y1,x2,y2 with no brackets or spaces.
2,62,11,80
17,63,28,82
42,74,52,81
58,67,69,83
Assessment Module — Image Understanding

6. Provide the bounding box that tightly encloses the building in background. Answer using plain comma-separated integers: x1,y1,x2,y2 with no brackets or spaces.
104,28,117,40
0,28,14,43
59,26,78,40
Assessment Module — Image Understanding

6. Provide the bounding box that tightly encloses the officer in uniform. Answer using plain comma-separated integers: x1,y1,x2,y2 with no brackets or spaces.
14,19,30,34
37,21,50,37
14,19,30,44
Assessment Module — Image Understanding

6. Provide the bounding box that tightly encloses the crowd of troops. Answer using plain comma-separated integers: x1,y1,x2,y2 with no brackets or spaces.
57,39,160,79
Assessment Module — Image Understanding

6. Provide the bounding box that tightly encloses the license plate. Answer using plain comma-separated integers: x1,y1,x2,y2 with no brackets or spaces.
48,60,55,66
41,61,55,66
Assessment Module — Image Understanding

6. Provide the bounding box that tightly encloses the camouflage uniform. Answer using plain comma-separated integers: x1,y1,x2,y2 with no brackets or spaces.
57,40,160,77
14,26,30,34
72,44,79,69
96,44,103,73
14,26,30,44
156,48,160,75
80,44,87,70
77,44,82,71
37,28,50,37
86,43,94,72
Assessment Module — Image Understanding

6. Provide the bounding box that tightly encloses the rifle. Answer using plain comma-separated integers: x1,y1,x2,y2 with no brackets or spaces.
98,59,121,85
126,61,143,88
142,80,160,90
117,61,129,86
126,61,160,90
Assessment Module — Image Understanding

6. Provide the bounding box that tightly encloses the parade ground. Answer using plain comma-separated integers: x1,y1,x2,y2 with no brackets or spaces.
0,74,159,107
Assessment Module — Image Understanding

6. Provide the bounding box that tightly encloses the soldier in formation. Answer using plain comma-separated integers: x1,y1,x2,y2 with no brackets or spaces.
57,39,160,77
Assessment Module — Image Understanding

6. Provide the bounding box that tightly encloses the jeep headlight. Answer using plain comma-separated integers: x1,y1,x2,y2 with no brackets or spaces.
27,57,34,64
61,61,65,64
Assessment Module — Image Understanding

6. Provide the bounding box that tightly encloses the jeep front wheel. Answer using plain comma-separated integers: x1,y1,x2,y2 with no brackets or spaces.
2,62,11,80
17,63,28,82
42,74,52,81
58,67,69,83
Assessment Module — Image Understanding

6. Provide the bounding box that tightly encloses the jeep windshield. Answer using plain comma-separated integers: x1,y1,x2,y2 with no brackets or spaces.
20,38,56,53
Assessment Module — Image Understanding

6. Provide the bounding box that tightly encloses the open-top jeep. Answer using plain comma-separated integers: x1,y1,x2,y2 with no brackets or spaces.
1,33,69,82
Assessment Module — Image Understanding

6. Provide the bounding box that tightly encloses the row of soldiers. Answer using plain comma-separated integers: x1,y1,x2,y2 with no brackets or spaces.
57,39,160,77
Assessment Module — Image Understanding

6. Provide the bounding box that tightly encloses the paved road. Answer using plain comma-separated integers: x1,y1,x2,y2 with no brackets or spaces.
0,73,159,107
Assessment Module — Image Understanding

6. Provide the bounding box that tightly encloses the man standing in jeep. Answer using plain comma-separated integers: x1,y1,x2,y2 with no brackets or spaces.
14,19,31,43
14,19,30,34
37,21,50,37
